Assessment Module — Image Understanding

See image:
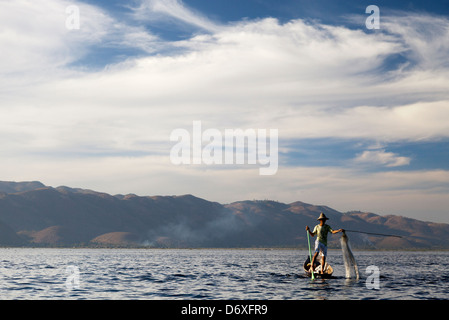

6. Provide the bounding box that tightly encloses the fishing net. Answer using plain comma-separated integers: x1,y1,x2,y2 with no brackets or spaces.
341,232,359,279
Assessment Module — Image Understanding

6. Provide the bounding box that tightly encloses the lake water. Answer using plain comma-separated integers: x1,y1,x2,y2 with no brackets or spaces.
0,248,447,300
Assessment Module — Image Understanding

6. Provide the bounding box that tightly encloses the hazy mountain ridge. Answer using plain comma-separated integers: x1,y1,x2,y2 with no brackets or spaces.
0,181,447,249
0,181,46,194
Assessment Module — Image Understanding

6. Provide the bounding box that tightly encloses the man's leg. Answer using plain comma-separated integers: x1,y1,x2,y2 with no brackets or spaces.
320,243,328,274
321,255,326,274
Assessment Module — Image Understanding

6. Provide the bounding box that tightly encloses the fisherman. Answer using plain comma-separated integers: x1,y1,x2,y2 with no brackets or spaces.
306,213,344,274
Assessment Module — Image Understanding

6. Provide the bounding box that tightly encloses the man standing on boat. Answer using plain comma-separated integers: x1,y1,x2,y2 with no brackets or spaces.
306,213,344,274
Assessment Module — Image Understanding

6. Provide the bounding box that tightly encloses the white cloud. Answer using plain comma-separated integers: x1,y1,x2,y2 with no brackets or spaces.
354,150,411,167
278,100,449,141
133,0,221,32
2,7,448,153
8,17,422,137
382,13,449,70
0,0,158,88
0,1,99,74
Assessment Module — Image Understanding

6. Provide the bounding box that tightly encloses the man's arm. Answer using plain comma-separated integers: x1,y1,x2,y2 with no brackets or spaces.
305,226,316,237
331,228,344,234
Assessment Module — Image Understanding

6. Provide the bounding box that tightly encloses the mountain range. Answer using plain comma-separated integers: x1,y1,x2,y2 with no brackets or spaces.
0,181,447,249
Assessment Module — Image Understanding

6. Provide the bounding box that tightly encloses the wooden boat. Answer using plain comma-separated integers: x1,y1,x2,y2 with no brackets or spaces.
303,256,333,278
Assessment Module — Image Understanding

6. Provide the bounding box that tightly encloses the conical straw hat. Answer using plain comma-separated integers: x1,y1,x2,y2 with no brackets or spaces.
317,212,329,221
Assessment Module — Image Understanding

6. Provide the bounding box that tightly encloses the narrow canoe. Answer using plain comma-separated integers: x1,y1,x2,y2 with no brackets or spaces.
303,256,333,278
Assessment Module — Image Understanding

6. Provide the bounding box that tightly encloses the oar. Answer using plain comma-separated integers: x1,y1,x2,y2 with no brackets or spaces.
344,229,402,238
306,230,315,280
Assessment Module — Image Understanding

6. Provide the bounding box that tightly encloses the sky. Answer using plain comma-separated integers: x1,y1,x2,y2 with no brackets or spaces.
1,0,449,223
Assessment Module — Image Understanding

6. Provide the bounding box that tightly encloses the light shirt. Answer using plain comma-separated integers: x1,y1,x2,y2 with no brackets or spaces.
312,224,334,246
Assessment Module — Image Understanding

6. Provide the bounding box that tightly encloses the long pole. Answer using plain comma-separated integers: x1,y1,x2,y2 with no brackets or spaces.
344,229,402,238
306,231,315,280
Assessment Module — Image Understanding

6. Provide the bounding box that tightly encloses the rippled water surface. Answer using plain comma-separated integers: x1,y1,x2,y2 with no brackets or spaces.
0,248,447,300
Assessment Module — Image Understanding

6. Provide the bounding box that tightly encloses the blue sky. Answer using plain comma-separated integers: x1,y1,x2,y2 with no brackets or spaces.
1,0,449,223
